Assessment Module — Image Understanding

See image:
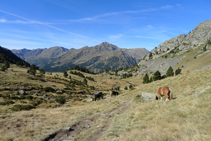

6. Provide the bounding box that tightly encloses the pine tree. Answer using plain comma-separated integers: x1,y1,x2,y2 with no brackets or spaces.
175,68,182,75
143,73,149,83
166,66,174,77
153,70,161,81
83,78,87,85
63,71,68,78
4,61,10,69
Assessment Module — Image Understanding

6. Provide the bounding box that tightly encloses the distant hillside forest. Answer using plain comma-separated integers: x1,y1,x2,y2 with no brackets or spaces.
0,46,30,67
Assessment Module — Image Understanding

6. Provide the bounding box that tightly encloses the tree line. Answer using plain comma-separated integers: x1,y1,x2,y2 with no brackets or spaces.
143,66,182,84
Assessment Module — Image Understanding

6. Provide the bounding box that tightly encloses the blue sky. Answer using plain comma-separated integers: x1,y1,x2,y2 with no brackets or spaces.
0,0,210,51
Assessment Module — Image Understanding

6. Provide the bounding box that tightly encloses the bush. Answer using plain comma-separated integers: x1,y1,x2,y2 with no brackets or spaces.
129,85,133,89
26,95,33,101
11,104,35,111
64,71,68,78
43,87,55,92
175,68,182,75
56,96,66,104
0,100,15,105
124,86,128,90
0,66,6,71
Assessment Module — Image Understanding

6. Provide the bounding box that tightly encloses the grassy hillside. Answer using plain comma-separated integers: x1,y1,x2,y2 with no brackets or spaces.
0,64,211,140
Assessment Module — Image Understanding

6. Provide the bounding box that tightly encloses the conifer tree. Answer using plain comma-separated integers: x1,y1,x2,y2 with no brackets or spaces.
143,73,149,83
166,66,174,77
63,71,68,78
175,67,182,75
153,70,161,81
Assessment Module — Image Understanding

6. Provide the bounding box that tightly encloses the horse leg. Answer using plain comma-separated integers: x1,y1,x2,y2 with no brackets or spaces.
161,96,163,101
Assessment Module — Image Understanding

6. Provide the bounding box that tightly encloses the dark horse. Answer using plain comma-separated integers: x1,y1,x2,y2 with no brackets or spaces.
110,91,119,97
94,92,103,101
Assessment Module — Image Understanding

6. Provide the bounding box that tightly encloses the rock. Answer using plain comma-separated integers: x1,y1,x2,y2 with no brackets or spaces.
36,90,40,93
43,94,47,98
86,98,93,102
34,93,38,96
16,90,26,95
141,92,157,101
56,90,63,94
66,99,72,103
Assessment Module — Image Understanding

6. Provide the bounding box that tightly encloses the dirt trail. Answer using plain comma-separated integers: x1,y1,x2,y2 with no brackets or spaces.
43,101,130,141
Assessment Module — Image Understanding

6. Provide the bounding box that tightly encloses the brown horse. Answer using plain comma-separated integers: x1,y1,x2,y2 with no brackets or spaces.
110,91,119,97
156,86,173,101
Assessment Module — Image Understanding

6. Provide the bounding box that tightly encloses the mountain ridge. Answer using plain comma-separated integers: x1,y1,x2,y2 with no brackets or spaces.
12,42,149,72
138,19,211,75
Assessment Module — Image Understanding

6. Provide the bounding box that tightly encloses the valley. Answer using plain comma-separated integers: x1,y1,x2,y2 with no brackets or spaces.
1,19,211,141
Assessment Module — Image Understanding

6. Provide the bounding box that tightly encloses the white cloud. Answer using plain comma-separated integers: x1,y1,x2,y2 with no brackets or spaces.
161,5,174,9
147,25,154,29
0,19,7,23
0,9,89,39
109,34,123,40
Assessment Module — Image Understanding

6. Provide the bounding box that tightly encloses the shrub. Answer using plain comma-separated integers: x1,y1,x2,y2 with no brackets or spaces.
175,68,182,75
124,86,128,90
26,95,33,101
129,85,133,89
0,100,15,105
1,66,6,71
56,96,66,104
43,87,55,92
11,104,35,111
64,71,68,78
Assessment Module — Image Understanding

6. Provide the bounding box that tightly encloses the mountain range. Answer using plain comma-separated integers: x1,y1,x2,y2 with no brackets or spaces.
12,42,149,72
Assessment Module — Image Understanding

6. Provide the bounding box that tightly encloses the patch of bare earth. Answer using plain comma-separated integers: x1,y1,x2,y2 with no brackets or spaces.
43,101,130,141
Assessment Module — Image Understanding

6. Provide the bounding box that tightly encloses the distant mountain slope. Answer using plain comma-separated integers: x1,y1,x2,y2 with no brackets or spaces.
42,42,148,72
0,46,25,63
138,20,211,74
13,42,149,72
12,46,68,68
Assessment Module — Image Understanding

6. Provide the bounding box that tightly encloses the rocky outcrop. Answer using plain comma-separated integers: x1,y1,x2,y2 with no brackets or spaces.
144,34,186,61
138,20,211,74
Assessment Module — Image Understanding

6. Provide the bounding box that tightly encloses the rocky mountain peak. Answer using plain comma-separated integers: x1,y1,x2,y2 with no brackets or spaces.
96,42,118,51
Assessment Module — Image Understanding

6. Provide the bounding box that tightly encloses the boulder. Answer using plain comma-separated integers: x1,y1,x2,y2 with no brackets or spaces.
141,92,157,101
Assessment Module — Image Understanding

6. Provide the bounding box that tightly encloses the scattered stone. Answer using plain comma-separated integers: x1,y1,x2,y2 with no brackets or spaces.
16,90,26,95
86,98,93,102
66,99,72,103
141,92,156,101
34,93,38,96
43,94,47,98
56,90,63,94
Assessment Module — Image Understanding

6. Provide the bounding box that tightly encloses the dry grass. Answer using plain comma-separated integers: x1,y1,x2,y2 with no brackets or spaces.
1,65,211,140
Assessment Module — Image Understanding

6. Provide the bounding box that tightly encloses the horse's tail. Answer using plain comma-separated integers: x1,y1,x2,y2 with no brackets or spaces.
169,88,173,100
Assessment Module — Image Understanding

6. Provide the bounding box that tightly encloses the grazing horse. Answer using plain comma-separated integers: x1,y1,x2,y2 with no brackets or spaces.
94,92,103,101
110,91,119,97
156,86,173,101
